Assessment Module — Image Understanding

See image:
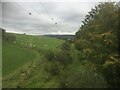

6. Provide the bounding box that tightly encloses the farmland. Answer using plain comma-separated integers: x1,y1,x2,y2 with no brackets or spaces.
2,42,38,76
2,33,65,88
2,33,64,74
14,34,64,50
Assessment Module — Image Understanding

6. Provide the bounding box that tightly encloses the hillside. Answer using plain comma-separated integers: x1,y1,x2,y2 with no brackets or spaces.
2,42,38,76
44,34,74,40
2,33,65,88
13,34,64,50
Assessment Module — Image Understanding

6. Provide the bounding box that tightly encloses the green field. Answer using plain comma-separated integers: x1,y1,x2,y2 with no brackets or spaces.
2,34,64,77
2,34,65,88
14,34,64,50
2,42,38,76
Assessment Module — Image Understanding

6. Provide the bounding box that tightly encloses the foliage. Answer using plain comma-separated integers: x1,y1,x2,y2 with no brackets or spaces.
59,60,107,88
43,50,54,61
102,53,120,88
61,41,71,51
45,61,63,76
4,33,16,43
0,28,6,38
44,49,72,76
53,51,72,66
74,2,119,87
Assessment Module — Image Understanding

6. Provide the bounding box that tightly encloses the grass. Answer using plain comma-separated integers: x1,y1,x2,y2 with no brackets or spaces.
2,52,58,88
2,41,107,88
2,33,64,76
14,34,64,50
2,33,65,88
2,42,37,76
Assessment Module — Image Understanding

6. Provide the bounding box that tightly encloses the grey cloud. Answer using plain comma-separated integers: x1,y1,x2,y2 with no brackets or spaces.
2,1,99,35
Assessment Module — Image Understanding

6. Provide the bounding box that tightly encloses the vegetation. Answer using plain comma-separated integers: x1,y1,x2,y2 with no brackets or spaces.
3,33,16,43
75,2,120,88
14,34,64,50
2,2,119,88
2,42,37,76
2,31,65,88
60,61,107,88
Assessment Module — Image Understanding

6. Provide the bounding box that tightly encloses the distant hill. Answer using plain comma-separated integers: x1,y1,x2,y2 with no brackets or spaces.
44,34,74,40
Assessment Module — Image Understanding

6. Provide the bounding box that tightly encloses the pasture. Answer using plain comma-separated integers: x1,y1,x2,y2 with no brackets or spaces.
2,33,65,88
14,34,64,50
2,42,37,76
2,34,64,77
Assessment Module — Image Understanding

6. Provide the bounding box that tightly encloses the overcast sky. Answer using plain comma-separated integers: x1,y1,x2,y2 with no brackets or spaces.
1,0,119,35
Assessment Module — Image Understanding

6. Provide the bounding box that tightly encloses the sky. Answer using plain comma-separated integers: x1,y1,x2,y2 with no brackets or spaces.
1,0,119,35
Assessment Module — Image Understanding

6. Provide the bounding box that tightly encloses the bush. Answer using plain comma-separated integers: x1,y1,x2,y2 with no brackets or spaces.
102,57,120,88
74,40,82,50
53,51,72,66
44,50,54,61
61,41,71,51
74,39,87,50
0,28,6,39
4,33,16,43
49,61,64,76
64,61,108,88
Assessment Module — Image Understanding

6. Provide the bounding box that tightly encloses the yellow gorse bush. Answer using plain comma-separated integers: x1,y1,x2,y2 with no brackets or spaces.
83,48,92,54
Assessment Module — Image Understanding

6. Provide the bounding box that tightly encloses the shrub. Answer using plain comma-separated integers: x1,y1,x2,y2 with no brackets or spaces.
102,57,120,88
65,62,108,88
49,61,63,76
44,50,54,61
4,33,16,43
61,41,71,51
53,51,72,66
